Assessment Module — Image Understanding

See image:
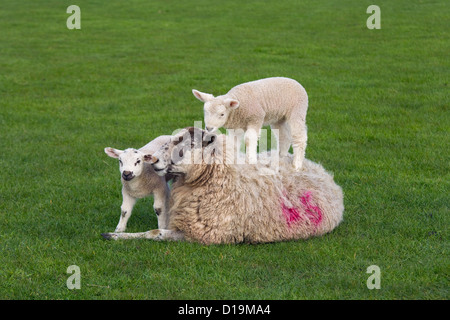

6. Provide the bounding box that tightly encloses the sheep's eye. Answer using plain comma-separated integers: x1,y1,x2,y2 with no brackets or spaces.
119,160,123,166
135,160,141,166
220,113,225,117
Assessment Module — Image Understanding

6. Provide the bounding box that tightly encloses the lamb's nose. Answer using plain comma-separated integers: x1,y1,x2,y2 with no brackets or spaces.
206,126,214,132
122,171,132,179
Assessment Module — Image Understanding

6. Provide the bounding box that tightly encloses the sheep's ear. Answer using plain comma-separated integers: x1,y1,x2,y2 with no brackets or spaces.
144,154,158,164
202,133,217,147
104,147,123,159
188,126,206,139
192,89,214,102
224,98,240,110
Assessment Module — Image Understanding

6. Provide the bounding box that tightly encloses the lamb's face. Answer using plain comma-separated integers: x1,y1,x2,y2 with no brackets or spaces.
104,147,154,181
203,99,230,132
151,127,218,176
192,90,239,133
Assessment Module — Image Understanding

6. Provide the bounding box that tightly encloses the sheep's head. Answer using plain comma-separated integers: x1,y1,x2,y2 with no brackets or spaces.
150,127,220,177
192,89,239,133
104,147,156,181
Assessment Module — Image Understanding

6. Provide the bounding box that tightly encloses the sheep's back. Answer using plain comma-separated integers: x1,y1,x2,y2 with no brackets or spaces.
227,77,308,124
139,135,172,154
169,158,343,244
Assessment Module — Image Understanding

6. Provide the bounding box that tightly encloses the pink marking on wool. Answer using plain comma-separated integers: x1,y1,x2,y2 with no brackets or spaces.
300,191,323,227
281,203,302,227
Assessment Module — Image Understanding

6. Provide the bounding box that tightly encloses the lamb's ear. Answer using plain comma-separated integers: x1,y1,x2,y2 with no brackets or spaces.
105,147,123,159
224,98,240,110
192,89,214,102
143,154,158,164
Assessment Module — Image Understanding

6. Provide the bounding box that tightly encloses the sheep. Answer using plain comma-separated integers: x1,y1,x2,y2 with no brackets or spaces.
192,77,308,171
101,127,344,244
104,135,172,232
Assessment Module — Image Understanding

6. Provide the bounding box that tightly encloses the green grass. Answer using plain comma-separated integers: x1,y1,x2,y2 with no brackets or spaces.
0,0,448,299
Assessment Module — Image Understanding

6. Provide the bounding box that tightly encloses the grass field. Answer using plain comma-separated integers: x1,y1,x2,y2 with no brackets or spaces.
0,0,448,299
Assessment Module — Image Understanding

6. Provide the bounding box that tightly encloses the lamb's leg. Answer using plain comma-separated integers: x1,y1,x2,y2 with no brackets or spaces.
271,121,291,157
101,229,185,241
225,128,245,165
244,127,260,164
153,183,170,229
115,189,137,232
287,119,307,171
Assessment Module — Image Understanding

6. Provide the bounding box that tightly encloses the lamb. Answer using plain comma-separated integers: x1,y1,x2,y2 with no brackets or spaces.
102,127,344,244
192,77,309,171
104,135,172,232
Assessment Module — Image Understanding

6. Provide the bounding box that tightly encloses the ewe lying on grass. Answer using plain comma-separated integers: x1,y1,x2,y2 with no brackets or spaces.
102,127,343,244
104,135,172,232
192,77,308,171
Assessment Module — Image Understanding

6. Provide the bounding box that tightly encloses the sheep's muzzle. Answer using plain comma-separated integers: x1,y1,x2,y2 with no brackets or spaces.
122,171,134,181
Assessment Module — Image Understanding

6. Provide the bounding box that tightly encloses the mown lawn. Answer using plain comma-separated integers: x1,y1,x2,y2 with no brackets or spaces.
0,0,448,299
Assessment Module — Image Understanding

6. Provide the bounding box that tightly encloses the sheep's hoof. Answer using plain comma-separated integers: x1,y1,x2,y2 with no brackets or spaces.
148,229,163,240
101,233,118,240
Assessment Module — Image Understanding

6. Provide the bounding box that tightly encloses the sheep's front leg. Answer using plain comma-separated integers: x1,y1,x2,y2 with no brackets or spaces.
153,183,170,229
244,127,259,164
101,229,185,241
115,188,136,232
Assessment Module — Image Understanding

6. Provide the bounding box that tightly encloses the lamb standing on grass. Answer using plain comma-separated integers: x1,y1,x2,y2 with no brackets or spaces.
192,77,308,171
104,135,172,232
102,127,344,244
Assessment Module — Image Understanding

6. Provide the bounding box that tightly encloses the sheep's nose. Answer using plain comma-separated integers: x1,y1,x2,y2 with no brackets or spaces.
122,171,133,180
206,126,214,132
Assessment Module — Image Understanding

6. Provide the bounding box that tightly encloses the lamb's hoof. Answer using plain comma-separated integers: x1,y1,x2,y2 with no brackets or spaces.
246,156,258,165
258,167,278,176
101,233,118,240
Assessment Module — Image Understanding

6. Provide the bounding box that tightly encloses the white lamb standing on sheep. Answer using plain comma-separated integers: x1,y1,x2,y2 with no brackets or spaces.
104,135,172,232
102,127,344,244
192,77,308,171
